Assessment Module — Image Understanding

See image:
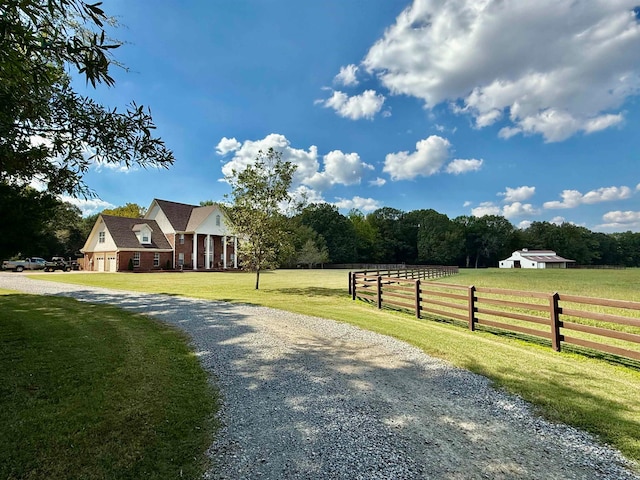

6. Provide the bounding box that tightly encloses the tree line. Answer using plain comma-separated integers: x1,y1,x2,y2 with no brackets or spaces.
278,204,640,269
3,184,639,269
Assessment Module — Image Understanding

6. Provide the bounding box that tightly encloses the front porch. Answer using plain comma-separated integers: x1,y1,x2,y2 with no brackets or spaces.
190,233,238,270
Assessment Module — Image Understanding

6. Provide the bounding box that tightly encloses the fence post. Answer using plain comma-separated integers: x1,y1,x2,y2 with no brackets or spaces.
348,272,352,296
377,276,383,309
415,279,421,319
549,292,561,351
468,285,476,331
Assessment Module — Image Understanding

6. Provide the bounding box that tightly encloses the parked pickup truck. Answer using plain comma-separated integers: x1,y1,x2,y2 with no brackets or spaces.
2,257,47,272
44,256,78,272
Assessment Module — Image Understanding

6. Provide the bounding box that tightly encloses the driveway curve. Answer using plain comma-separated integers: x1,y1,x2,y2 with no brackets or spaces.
1,273,638,479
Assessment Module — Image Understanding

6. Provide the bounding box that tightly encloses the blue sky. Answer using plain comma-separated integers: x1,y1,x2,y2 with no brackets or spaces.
68,0,640,232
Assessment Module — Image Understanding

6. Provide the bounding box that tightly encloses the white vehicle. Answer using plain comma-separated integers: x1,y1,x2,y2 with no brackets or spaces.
1,257,47,272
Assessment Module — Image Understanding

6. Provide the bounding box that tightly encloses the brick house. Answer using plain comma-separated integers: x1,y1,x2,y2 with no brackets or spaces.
81,199,238,272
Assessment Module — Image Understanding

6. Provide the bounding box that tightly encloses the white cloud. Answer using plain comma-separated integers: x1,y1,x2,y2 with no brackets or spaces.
463,201,472,207
363,1,640,142
333,196,381,213
216,137,241,156
518,220,532,230
597,211,640,231
502,202,539,218
544,185,634,209
583,186,633,203
445,158,483,175
471,201,538,219
218,133,320,186
595,211,640,231
369,177,386,187
320,89,385,120
471,202,501,217
551,216,567,225
383,135,450,180
334,64,359,86
306,150,374,190
289,185,325,209
499,186,536,203
60,196,115,216
217,134,375,206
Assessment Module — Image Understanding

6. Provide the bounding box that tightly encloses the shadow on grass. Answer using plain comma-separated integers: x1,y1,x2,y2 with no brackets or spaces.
3,284,639,478
464,357,640,462
275,286,344,298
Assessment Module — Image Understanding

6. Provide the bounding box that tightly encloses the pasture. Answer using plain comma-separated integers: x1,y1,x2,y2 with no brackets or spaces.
21,268,640,467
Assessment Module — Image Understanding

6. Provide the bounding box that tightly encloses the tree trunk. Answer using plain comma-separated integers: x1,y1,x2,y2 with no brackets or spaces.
255,268,260,290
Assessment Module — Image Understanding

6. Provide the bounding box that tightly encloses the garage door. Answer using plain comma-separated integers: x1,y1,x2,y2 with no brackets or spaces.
96,255,104,272
107,256,116,272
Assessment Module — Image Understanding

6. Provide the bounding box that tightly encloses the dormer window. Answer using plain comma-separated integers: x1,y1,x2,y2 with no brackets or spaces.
132,224,153,245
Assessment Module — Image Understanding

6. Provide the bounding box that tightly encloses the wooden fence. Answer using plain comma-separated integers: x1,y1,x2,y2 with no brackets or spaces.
350,270,640,362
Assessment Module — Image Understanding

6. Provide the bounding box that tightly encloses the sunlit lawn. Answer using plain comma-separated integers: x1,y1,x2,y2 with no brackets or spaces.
27,268,640,468
0,293,218,480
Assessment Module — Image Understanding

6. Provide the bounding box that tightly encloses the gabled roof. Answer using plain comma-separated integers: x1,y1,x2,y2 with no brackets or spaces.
521,253,575,263
506,249,574,263
101,215,172,250
154,199,197,232
185,205,216,232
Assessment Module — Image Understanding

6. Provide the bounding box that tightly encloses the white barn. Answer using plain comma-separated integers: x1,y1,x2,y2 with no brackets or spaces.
499,249,575,269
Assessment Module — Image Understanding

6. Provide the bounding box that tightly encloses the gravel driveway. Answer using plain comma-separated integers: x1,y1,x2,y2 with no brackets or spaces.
1,272,638,479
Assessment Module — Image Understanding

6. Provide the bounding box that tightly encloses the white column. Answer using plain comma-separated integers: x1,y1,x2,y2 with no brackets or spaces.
233,236,238,268
205,234,211,269
192,233,197,270
223,235,227,269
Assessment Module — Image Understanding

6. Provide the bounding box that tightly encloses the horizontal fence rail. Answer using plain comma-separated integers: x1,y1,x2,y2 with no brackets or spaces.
349,269,640,363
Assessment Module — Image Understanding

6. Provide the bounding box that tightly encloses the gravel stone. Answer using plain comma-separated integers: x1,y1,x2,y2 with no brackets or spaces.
2,272,639,479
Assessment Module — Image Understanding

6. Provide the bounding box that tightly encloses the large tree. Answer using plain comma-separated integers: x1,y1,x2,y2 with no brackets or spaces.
298,203,357,264
225,148,296,289
101,203,146,218
0,0,174,197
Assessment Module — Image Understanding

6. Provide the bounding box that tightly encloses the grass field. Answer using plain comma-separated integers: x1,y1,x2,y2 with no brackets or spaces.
0,293,218,480
19,268,640,469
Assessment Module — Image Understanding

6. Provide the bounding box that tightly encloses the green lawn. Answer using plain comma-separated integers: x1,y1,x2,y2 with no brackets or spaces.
35,268,640,469
0,293,218,480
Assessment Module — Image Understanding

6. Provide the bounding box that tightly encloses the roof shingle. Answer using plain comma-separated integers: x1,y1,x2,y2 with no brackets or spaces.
102,215,172,250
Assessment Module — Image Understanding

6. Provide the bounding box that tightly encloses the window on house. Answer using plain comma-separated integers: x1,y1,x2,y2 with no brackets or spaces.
142,233,150,243
153,253,160,267
216,215,221,226
178,252,184,266
133,252,140,267
179,234,185,245
98,231,105,243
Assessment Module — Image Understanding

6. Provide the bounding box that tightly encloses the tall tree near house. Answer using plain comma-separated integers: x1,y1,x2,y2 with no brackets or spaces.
225,148,296,290
0,0,174,198
101,203,147,218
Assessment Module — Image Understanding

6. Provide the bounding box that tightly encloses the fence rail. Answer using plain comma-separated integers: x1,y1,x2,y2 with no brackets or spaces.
350,270,640,363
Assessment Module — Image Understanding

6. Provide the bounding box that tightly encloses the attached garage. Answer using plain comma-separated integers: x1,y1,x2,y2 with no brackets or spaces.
107,255,117,272
96,255,104,272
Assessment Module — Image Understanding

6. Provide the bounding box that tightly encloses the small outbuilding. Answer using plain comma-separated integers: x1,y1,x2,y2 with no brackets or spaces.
499,249,575,269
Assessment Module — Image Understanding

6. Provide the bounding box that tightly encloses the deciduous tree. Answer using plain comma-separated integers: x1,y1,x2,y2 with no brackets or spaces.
101,203,146,218
0,0,174,197
225,148,296,289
